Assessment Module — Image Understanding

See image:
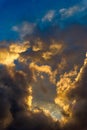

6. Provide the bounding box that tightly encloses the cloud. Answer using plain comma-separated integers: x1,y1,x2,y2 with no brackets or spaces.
54,54,87,130
59,0,87,20
0,41,30,66
1,20,87,130
0,64,32,129
12,22,36,39
69,58,87,130
42,10,55,22
7,110,60,130
59,5,85,19
39,0,87,27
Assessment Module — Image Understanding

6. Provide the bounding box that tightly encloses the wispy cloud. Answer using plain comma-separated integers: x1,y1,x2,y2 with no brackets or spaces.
12,22,36,39
40,0,87,28
42,10,55,22
59,6,82,18
59,0,86,19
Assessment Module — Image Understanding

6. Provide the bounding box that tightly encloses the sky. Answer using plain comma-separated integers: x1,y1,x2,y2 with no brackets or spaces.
0,0,85,41
0,0,87,130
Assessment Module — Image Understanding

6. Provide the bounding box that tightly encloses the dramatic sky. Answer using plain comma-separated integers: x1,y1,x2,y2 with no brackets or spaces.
0,0,87,130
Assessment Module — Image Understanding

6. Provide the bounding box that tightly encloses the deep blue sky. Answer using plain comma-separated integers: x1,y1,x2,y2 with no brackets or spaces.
0,0,86,41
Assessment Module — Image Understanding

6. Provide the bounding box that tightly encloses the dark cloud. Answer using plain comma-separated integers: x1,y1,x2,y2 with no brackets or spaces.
0,58,60,130
7,110,60,130
0,65,31,129
0,66,60,130
51,57,87,130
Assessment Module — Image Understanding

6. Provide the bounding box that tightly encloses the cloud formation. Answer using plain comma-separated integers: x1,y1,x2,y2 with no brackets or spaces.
0,21,87,130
